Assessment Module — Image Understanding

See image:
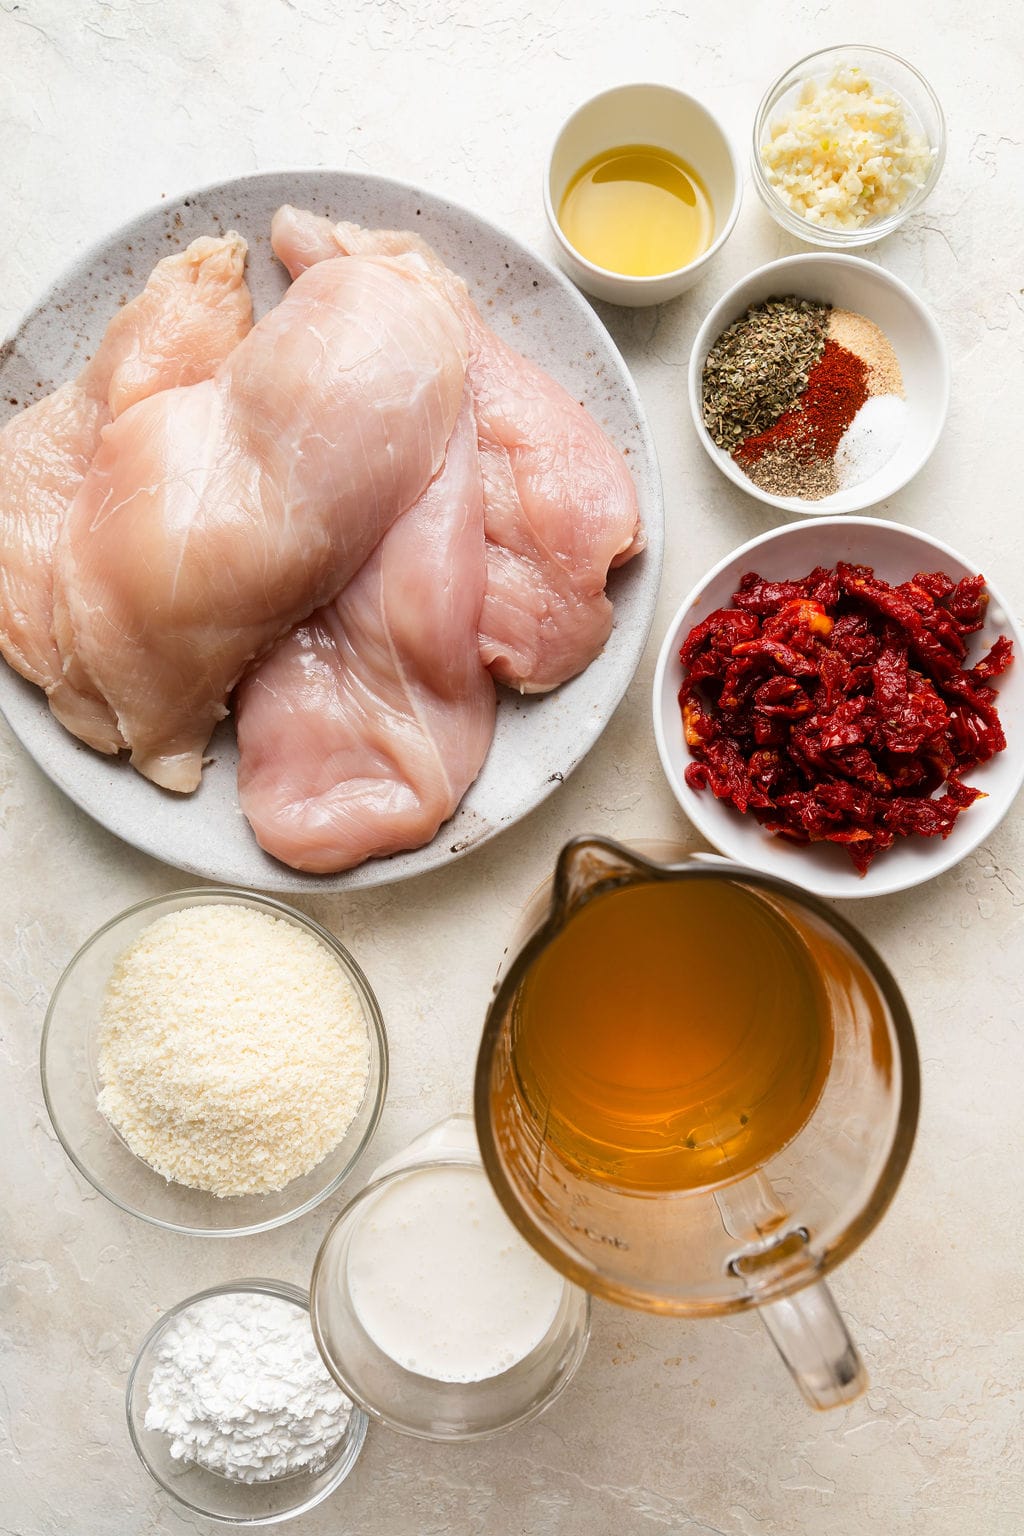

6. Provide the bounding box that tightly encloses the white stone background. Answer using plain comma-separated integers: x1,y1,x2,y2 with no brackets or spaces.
1,0,1022,1531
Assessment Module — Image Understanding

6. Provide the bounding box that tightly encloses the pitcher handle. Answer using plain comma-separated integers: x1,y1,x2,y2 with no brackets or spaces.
755,1279,867,1410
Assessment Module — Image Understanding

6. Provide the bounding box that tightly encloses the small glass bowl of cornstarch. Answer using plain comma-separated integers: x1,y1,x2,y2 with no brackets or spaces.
127,1279,369,1524
40,889,388,1235
752,46,945,248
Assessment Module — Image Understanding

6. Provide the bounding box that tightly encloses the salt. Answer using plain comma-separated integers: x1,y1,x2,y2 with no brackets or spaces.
835,395,908,489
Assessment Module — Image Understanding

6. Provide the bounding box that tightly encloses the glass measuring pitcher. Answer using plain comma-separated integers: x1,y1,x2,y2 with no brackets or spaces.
474,836,920,1409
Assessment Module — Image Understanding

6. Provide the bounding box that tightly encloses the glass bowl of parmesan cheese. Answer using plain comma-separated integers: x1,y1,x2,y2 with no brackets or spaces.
752,46,945,247
40,889,388,1236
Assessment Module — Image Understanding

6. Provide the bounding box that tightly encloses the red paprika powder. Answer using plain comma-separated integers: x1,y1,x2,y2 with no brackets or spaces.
734,340,869,467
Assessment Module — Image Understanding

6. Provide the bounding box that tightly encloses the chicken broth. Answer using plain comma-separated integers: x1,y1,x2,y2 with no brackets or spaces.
510,879,833,1192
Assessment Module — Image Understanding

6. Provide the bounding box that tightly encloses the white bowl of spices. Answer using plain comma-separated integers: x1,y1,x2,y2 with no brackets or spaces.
688,253,949,515
545,82,742,306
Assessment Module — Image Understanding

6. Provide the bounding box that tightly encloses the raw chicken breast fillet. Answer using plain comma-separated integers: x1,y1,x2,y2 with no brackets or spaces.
54,254,467,791
236,393,495,873
0,234,252,750
270,206,644,693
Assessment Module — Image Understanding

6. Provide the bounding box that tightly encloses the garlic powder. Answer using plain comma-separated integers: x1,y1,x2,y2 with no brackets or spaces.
97,904,369,1197
760,67,934,229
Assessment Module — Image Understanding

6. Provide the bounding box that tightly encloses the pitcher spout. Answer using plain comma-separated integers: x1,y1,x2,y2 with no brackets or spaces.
550,835,667,927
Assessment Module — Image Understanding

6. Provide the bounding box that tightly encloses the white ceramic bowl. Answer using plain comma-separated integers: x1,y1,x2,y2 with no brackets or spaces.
653,518,1024,899
688,254,949,516
752,45,946,250
545,83,742,306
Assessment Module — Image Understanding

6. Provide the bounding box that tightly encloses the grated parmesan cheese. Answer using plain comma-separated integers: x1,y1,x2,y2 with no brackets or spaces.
760,67,934,230
96,904,370,1198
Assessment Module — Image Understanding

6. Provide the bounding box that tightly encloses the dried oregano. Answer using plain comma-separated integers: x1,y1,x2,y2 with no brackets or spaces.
701,295,831,451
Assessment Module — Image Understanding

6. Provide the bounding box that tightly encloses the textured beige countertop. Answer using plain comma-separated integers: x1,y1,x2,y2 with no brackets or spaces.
2,2,1022,1532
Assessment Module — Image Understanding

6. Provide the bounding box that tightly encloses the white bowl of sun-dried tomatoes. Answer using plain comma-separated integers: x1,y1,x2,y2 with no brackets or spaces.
652,517,1023,897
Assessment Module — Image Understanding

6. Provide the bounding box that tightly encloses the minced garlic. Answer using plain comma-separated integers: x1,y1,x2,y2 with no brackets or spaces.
760,67,934,230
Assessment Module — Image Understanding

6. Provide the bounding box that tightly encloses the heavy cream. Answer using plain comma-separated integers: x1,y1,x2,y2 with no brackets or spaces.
347,1164,564,1383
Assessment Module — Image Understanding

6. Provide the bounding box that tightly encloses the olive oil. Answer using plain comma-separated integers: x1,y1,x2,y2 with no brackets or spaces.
558,144,714,277
511,879,833,1192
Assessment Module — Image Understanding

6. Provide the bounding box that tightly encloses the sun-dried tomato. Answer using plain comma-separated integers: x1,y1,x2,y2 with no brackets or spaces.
970,635,1013,683
753,676,815,719
830,611,881,665
910,570,956,604
729,637,823,676
679,609,758,666
946,574,988,627
676,560,1013,873
733,575,811,614
761,598,834,649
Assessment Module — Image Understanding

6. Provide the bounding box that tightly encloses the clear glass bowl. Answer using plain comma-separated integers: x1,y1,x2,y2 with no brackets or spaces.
311,1136,591,1441
751,45,946,248
40,888,388,1236
126,1279,369,1525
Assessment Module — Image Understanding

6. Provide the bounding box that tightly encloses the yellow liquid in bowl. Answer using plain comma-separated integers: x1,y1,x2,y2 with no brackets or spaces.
558,144,714,277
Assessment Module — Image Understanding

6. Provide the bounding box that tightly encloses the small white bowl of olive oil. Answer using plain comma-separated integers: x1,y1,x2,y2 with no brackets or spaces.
545,83,742,306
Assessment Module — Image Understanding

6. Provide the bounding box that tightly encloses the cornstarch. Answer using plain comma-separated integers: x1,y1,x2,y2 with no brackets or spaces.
145,1291,352,1483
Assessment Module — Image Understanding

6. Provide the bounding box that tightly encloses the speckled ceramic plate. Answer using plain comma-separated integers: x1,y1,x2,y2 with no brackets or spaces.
0,170,663,891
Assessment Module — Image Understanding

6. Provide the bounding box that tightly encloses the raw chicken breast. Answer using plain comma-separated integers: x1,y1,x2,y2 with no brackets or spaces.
271,206,644,693
236,394,495,872
54,254,467,791
0,234,252,750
